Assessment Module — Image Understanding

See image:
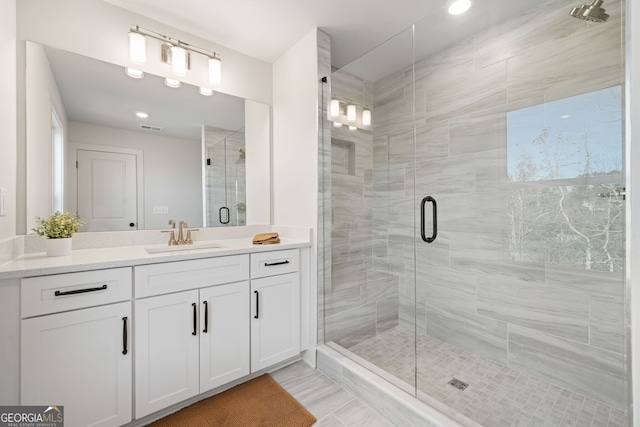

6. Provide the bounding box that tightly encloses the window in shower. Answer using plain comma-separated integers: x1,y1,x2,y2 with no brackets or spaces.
506,86,623,272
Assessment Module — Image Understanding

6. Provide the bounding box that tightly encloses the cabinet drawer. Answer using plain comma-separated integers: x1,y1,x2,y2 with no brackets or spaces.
21,268,132,318
250,249,299,279
135,255,249,298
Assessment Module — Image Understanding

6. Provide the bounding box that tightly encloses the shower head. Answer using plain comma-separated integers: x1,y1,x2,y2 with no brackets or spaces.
569,0,609,22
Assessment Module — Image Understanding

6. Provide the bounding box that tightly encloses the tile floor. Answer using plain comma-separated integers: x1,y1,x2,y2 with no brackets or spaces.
271,360,394,426
345,327,628,427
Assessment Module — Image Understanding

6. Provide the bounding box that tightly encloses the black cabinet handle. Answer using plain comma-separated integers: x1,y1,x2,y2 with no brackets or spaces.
192,303,197,336
420,196,437,243
122,317,128,355
54,284,107,296
264,260,290,267
254,290,259,319
219,207,230,225
203,301,208,333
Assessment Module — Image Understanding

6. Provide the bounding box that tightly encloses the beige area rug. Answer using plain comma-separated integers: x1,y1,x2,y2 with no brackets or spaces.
148,374,316,427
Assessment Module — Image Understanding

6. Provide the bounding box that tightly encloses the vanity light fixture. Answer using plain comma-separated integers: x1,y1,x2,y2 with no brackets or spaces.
199,87,214,96
170,45,188,76
208,55,222,86
135,111,149,118
125,67,144,79
330,99,340,116
128,25,223,84
448,0,472,15
128,31,147,64
347,104,357,122
164,77,181,88
362,109,371,126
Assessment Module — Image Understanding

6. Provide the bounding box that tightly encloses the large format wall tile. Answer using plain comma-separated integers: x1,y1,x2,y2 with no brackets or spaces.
477,268,590,342
325,302,377,349
545,264,623,297
417,266,477,314
590,294,625,354
427,306,508,365
508,325,626,408
449,110,506,156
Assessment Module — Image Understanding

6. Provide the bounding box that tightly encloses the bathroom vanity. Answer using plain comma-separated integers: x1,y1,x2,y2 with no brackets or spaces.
0,233,309,427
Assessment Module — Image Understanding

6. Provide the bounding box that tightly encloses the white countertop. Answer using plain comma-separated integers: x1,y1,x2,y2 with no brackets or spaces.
0,238,310,280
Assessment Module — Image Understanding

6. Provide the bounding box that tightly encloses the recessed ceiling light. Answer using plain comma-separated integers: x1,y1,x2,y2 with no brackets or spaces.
448,0,471,15
561,115,571,119
199,87,214,96
136,111,149,119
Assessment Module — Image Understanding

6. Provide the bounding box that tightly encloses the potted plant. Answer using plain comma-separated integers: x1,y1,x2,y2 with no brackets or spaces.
33,211,84,257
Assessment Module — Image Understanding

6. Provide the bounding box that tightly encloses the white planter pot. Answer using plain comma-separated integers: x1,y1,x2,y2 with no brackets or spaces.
45,238,73,257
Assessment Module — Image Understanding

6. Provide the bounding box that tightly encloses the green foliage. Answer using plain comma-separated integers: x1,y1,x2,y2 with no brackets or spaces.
32,211,83,239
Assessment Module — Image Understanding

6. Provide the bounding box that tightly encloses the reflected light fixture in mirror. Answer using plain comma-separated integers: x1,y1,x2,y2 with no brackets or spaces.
363,109,371,126
347,104,357,121
199,87,214,96
329,99,340,116
164,77,181,88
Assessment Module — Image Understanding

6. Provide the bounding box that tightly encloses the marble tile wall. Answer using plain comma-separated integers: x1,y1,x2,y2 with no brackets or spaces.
325,65,400,346
357,0,625,411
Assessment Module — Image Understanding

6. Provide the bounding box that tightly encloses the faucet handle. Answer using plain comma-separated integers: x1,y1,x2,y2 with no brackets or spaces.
161,230,178,246
185,229,199,245
168,219,176,229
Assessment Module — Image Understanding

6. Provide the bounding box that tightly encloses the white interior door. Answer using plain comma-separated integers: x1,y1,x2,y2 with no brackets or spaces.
77,150,138,231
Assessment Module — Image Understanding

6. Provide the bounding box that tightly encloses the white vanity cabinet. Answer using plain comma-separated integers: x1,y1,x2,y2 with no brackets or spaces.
20,268,132,427
133,255,250,419
250,249,301,371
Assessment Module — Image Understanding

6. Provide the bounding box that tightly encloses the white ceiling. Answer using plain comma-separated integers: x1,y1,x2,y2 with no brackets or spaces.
101,0,545,72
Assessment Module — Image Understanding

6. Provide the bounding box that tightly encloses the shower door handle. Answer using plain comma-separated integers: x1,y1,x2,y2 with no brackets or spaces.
420,196,437,243
219,206,230,224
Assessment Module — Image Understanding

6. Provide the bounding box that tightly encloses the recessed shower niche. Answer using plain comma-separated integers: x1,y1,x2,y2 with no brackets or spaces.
331,138,356,176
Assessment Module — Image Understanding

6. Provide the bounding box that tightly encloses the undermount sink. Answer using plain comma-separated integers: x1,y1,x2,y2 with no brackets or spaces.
145,242,226,254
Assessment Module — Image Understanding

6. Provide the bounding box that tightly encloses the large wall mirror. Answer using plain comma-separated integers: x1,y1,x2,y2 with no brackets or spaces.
23,41,271,233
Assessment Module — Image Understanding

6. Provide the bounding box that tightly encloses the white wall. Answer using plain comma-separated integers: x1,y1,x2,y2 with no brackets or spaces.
245,100,271,225
0,0,17,240
16,0,272,104
68,122,202,230
272,28,319,363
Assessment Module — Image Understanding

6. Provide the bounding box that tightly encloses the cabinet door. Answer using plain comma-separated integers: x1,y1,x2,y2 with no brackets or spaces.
21,302,132,427
250,273,300,372
199,281,250,392
135,290,199,418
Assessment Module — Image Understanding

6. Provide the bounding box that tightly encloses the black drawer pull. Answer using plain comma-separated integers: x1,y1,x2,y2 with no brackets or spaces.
254,290,259,319
203,301,208,333
122,317,128,355
54,284,108,296
192,303,197,336
264,260,290,267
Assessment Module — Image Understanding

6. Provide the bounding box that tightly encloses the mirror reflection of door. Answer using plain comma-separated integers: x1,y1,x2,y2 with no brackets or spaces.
77,149,138,231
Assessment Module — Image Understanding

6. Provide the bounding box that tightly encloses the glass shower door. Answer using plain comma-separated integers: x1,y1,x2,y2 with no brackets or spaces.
413,1,628,425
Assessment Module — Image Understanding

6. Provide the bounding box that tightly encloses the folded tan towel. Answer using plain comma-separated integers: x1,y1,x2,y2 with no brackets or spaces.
252,232,280,245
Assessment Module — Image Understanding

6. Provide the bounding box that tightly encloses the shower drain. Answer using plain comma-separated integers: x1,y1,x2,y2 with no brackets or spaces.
448,378,469,391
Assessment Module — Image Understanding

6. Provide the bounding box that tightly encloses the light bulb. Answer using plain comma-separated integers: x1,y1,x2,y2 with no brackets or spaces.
363,110,371,126
164,78,181,88
330,99,340,117
128,31,147,64
125,67,144,79
208,56,222,86
171,45,187,76
347,105,357,122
